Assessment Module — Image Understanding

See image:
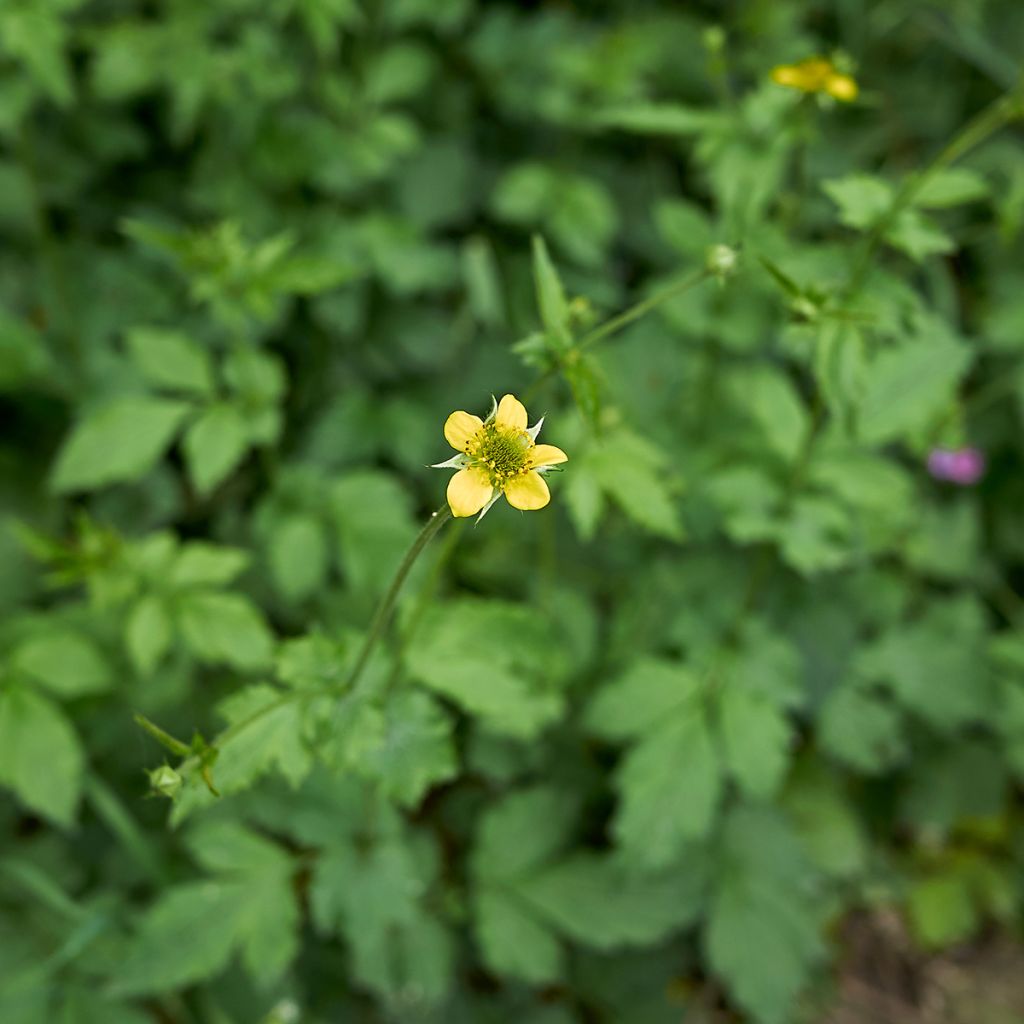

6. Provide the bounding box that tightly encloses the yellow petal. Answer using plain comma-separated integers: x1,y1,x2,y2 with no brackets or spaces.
447,467,493,518
770,65,802,88
504,471,550,511
444,411,484,451
528,444,568,469
494,394,528,432
825,73,858,102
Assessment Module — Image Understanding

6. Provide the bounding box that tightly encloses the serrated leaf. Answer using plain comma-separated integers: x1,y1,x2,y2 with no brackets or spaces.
125,595,172,675
51,396,191,492
211,684,312,792
517,852,707,948
331,470,416,596
818,685,904,772
473,787,576,880
728,365,809,463
0,685,83,827
112,824,298,995
588,660,721,866
126,327,214,396
475,888,563,983
913,168,989,209
183,402,251,495
177,591,273,670
356,691,457,807
823,174,892,229
859,597,991,730
586,658,700,741
531,235,571,348
406,599,567,739
718,688,792,798
170,543,250,588
11,631,112,697
613,709,722,867
857,326,971,445
268,513,329,602
577,429,684,541
704,805,825,1024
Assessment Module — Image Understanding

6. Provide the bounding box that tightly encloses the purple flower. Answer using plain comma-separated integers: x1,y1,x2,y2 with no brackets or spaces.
927,447,986,486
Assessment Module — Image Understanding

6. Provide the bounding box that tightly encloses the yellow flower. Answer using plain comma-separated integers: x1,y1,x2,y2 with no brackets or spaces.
770,57,858,102
433,394,568,519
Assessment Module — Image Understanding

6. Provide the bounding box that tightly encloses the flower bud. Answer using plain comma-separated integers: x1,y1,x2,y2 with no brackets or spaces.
706,244,739,281
148,764,183,799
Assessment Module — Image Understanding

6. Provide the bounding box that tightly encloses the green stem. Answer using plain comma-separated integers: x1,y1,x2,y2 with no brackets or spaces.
148,504,455,790
846,84,1024,296
384,516,464,690
523,266,715,407
577,267,713,353
344,503,452,691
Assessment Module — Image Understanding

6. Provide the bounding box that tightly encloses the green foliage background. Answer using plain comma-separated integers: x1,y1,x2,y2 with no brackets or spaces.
2,1,1024,1021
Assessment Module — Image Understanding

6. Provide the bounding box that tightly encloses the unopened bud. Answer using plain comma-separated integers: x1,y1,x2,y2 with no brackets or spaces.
148,764,182,799
706,244,739,280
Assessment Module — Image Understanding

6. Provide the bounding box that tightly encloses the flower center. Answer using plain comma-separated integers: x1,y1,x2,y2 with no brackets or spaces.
473,424,531,482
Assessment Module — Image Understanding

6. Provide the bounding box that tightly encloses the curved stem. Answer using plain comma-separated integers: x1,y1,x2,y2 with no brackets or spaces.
846,85,1024,297
577,267,713,353
344,503,452,691
523,266,715,406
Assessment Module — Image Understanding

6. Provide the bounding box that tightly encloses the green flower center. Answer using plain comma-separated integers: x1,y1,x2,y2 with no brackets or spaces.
473,424,531,482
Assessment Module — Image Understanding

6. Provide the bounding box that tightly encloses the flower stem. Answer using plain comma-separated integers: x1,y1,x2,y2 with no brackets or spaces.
846,84,1024,297
344,503,453,691
577,267,714,353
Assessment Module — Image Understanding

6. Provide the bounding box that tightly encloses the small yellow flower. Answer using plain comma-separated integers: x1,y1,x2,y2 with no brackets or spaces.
770,57,858,102
433,394,568,519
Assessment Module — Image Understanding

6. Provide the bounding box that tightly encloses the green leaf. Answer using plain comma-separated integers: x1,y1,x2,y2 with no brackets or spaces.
573,429,684,541
823,174,893,230
705,805,825,1024
588,660,721,867
516,852,706,949
212,684,312,792
857,324,972,445
406,599,567,739
718,688,792,798
356,691,457,807
593,103,712,136
183,402,251,496
859,597,991,730
474,787,576,880
11,631,112,697
310,828,451,1001
783,765,867,879
177,591,273,670
267,513,329,602
331,470,416,595
51,396,191,492
112,823,298,995
0,685,83,826
475,888,563,983
728,365,809,463
614,710,721,867
170,543,250,588
125,595,172,675
818,684,904,772
913,168,989,209
0,5,73,106
886,209,955,261
471,787,705,985
908,873,977,949
125,327,214,396
531,234,572,348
